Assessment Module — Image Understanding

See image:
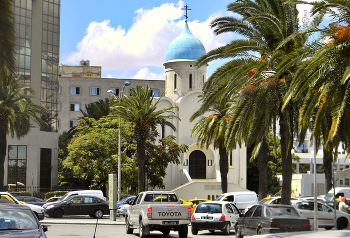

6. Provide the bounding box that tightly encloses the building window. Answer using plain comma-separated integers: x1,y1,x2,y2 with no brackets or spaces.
8,145,27,189
70,104,79,111
40,148,52,191
71,87,80,95
174,74,177,89
109,88,120,96
340,180,344,186
346,179,350,186
151,90,158,97
70,120,78,127
90,87,100,96
189,74,192,89
229,153,233,167
86,72,92,77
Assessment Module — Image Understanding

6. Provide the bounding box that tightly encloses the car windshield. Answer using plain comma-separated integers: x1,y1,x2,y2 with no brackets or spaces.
266,206,300,217
195,203,222,213
215,195,224,201
259,198,274,204
324,193,334,201
0,209,39,230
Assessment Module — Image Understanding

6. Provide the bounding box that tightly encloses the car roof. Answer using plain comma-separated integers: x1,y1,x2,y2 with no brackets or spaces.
0,203,32,210
220,191,256,195
199,201,236,205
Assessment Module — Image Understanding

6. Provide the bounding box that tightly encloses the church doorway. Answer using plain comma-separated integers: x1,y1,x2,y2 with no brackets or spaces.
189,150,206,179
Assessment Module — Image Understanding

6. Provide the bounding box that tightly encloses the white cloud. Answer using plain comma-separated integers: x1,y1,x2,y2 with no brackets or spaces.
64,1,231,76
133,68,165,80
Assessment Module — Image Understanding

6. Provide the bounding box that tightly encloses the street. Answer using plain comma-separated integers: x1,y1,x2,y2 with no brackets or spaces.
42,216,236,238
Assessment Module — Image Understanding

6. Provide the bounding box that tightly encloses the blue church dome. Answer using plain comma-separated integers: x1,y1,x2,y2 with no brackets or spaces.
165,20,206,63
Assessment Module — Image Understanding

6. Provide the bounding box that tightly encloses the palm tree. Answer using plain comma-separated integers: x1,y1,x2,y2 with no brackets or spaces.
0,0,16,73
190,95,234,193
0,67,48,190
109,85,179,192
196,0,308,204
80,98,111,120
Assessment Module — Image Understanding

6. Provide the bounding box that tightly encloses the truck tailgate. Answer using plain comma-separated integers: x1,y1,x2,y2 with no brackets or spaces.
149,204,191,220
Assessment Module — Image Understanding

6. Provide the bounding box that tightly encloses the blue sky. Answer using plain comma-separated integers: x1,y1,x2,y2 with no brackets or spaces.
60,0,233,79
60,1,314,79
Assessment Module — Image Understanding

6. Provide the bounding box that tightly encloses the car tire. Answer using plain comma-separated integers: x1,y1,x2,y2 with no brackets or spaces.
162,229,170,235
337,217,348,230
53,209,63,218
94,209,104,219
325,227,333,230
191,227,198,235
223,223,230,235
235,225,243,238
257,227,263,235
178,225,188,238
125,216,133,234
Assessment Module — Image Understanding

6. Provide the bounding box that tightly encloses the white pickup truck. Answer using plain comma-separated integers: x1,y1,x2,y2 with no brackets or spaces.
125,191,191,238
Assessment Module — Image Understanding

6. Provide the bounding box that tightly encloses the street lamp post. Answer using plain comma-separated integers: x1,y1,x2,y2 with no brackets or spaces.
107,81,130,203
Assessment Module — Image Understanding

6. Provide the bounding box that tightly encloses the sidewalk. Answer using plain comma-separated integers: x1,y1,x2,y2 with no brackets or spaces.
40,215,125,225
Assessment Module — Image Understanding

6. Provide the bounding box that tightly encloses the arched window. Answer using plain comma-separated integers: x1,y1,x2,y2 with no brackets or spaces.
189,74,192,89
189,150,206,179
174,74,177,89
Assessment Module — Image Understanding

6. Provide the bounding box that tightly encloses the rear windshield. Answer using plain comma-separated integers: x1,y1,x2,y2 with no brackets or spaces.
143,193,178,202
195,203,222,213
266,206,300,217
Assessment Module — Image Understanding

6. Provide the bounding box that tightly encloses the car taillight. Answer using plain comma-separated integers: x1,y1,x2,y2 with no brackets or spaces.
219,214,226,221
303,223,311,228
147,208,152,218
191,214,196,220
269,222,280,227
188,207,192,218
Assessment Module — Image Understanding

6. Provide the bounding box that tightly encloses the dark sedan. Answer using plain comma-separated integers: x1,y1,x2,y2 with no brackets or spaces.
235,204,311,238
43,195,109,218
15,196,46,206
0,203,48,237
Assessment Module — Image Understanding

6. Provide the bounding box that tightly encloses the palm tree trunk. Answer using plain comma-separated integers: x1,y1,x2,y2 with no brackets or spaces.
280,115,292,205
219,147,228,193
0,119,7,191
323,148,333,192
258,139,268,199
136,139,146,192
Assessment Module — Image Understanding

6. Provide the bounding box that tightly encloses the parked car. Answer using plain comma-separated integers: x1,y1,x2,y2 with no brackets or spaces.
116,196,136,217
215,191,259,213
180,198,194,214
43,195,109,218
191,201,240,235
0,203,48,237
117,196,136,209
188,199,210,213
248,230,350,238
0,192,45,220
45,190,105,206
292,200,350,230
15,196,46,206
46,196,61,203
235,204,311,237
259,197,298,205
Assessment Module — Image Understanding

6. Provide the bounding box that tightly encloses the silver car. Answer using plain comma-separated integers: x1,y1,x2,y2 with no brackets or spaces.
292,200,350,230
191,201,240,235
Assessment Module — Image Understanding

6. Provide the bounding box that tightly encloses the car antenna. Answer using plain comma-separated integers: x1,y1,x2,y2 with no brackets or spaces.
93,218,98,238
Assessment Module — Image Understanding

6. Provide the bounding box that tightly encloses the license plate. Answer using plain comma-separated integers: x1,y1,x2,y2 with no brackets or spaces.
163,221,178,225
201,216,213,219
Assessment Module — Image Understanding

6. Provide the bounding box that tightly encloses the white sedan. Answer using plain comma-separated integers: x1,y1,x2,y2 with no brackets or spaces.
292,200,350,230
191,201,240,235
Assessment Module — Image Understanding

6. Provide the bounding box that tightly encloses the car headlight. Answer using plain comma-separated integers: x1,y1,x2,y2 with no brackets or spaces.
46,205,55,210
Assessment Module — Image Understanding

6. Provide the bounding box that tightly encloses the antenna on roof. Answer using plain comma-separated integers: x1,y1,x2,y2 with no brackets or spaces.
181,5,191,20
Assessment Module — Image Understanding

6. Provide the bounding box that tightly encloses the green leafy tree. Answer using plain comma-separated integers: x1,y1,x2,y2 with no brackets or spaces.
190,95,233,193
0,67,48,190
110,85,180,192
196,0,309,204
0,0,16,73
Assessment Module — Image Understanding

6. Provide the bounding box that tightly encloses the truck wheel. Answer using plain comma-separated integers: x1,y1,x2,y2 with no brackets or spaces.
178,225,188,238
191,227,198,235
162,229,170,235
139,220,149,238
53,209,63,218
126,216,133,234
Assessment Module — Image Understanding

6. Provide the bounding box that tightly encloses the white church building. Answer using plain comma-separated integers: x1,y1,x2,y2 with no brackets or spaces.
157,20,248,201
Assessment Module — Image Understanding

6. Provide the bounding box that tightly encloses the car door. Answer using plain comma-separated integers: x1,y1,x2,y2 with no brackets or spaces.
130,193,143,225
248,205,263,235
316,202,334,227
242,205,257,235
226,203,239,228
65,196,84,215
81,196,97,215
